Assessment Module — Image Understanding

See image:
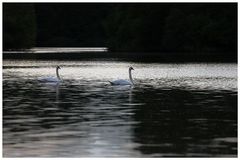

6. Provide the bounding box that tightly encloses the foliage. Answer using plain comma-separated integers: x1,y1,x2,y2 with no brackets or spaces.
3,3,36,50
161,4,237,53
3,3,237,56
35,4,109,47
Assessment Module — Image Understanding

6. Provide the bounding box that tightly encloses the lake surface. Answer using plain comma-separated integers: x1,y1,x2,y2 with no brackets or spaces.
3,60,237,157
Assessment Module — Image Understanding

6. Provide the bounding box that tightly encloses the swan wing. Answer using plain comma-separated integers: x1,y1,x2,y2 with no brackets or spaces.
110,79,132,85
38,77,60,82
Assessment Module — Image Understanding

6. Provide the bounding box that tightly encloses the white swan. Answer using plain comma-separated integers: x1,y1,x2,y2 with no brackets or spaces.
109,66,134,85
38,66,62,82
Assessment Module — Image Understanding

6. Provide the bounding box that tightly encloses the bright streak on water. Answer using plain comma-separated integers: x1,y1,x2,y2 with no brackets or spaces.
4,47,108,54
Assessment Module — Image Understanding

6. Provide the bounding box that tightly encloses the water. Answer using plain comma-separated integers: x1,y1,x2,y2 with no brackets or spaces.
3,60,237,157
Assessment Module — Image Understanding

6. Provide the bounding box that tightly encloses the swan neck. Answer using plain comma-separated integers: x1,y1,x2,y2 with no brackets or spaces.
129,69,133,84
56,68,60,80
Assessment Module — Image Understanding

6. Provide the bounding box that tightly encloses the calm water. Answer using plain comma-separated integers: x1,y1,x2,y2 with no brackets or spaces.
3,60,237,157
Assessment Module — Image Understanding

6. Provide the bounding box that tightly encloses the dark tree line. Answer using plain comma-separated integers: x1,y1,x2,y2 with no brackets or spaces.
3,3,237,56
3,3,36,50
34,3,109,47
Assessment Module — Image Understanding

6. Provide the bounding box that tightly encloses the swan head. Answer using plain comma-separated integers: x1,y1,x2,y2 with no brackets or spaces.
56,66,61,70
129,66,134,71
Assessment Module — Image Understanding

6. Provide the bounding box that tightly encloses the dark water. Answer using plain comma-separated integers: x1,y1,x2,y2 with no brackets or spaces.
3,60,237,157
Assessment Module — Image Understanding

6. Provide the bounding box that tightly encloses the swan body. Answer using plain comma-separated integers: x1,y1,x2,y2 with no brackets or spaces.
110,67,134,86
38,66,61,83
109,79,132,85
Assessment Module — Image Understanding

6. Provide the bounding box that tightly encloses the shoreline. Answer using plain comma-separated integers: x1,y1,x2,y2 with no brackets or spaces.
3,52,237,63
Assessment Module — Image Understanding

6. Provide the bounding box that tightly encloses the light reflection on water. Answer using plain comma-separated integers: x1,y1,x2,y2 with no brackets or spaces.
3,60,237,157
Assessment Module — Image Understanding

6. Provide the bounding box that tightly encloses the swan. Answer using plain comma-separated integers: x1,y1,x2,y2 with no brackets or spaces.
38,66,62,82
109,66,134,85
